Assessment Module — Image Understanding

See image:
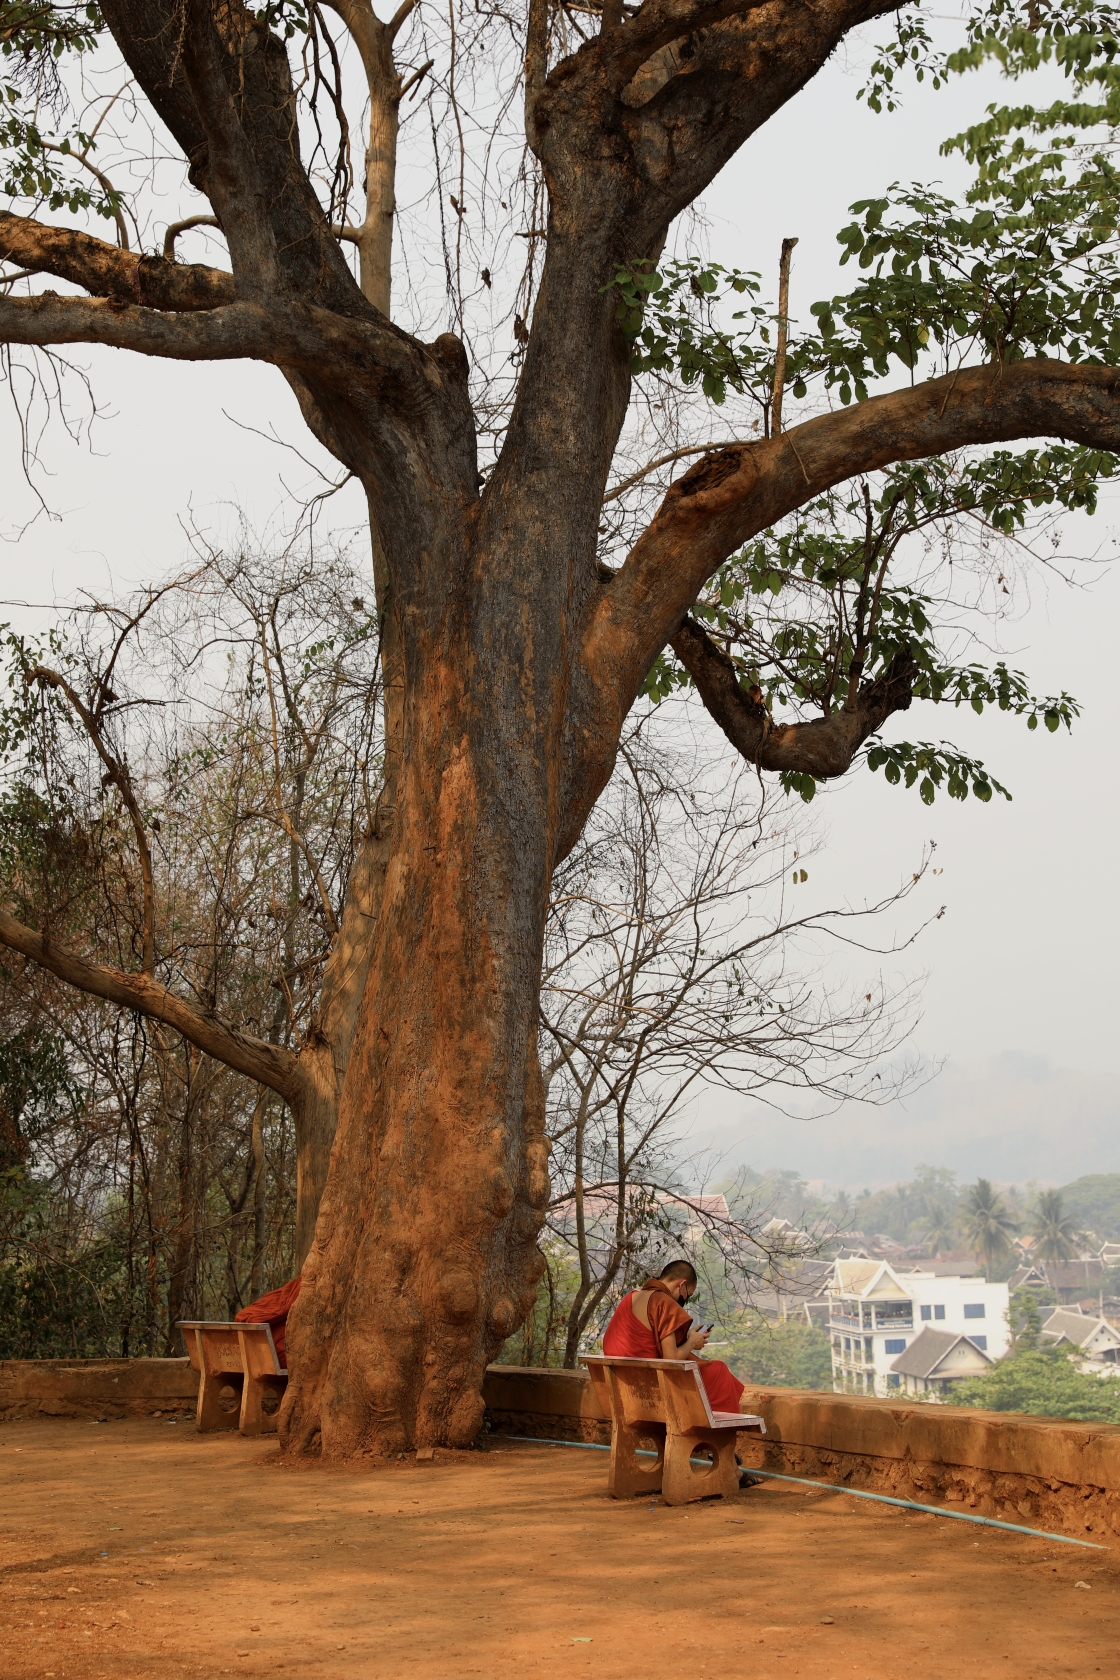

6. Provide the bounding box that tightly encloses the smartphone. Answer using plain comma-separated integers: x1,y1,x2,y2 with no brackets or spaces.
697,1321,714,1333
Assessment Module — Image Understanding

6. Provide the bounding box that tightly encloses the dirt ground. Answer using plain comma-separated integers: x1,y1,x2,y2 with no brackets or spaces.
1,1414,1116,1679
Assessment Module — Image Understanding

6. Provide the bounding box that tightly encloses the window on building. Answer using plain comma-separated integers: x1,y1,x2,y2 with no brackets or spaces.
844,1337,851,1351
884,1338,906,1354
934,1304,946,1320
887,1374,901,1389
920,1305,932,1321
964,1304,985,1319
970,1335,988,1350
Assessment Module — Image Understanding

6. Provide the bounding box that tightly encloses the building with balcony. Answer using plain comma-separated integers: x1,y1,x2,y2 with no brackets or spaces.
827,1259,1010,1397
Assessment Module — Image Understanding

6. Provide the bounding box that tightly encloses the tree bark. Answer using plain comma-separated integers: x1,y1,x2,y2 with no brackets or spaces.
281,564,555,1453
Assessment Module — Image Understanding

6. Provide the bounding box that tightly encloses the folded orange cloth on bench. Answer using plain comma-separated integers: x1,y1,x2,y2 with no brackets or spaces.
235,1276,301,1365
602,1280,745,1414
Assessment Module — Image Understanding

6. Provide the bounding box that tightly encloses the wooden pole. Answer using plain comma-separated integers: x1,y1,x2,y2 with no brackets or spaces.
771,236,799,436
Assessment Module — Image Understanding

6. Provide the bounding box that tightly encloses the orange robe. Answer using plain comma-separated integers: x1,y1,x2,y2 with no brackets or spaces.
602,1279,745,1414
234,1276,301,1366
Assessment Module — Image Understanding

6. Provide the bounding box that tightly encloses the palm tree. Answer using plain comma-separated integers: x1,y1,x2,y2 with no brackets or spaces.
1030,1190,1082,1269
962,1179,1019,1279
921,1198,958,1259
892,1184,916,1242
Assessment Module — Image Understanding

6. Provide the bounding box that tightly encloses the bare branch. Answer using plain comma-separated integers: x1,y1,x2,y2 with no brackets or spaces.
770,236,798,437
41,143,132,251
27,663,158,973
163,215,222,260
0,910,299,1099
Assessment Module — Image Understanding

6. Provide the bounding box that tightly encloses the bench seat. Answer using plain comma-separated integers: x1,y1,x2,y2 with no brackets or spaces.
582,1354,764,1506
177,1320,287,1436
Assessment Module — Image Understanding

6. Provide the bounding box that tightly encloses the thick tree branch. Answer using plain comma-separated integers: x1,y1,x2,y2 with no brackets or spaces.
560,358,1120,849
671,617,917,778
503,0,901,606
0,292,281,360
0,291,438,398
584,359,1120,720
547,0,771,96
618,0,901,234
0,210,236,310
100,0,366,315
0,909,299,1099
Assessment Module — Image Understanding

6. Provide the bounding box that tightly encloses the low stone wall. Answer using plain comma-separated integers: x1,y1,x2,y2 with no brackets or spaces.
4,1357,1118,1541
0,1357,196,1421
482,1364,612,1446
481,1364,1120,1541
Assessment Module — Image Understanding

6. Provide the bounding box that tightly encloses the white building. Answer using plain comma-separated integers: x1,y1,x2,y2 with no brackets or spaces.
827,1260,1010,1397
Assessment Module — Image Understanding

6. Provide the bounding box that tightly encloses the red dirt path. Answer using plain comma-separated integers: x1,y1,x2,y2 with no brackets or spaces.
1,1415,1116,1678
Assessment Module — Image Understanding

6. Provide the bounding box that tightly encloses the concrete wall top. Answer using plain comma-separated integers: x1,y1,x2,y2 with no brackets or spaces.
482,1363,1120,1489
0,1357,195,1416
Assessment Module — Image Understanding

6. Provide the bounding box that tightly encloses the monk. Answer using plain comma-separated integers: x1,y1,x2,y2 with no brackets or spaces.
234,1275,301,1366
602,1259,746,1414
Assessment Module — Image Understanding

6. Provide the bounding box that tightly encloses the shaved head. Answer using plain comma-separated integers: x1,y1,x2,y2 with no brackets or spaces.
658,1260,697,1285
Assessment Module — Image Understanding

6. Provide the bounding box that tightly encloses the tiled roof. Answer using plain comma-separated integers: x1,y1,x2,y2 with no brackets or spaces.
888,1326,992,1379
1046,1260,1103,1287
833,1260,881,1294
1041,1308,1120,1350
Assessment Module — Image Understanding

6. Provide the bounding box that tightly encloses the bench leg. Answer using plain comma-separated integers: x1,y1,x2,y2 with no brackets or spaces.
606,1420,665,1499
661,1430,739,1506
195,1368,243,1433
240,1374,287,1436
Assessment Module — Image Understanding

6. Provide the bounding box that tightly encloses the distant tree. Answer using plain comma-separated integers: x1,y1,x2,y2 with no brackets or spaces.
1030,1190,1083,1269
1007,1287,1043,1354
724,1316,834,1392
1059,1176,1120,1244
962,1178,1018,1279
955,1346,1120,1425
920,1199,959,1259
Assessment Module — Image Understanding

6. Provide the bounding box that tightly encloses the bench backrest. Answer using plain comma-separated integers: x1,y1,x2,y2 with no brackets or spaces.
176,1320,284,1378
581,1355,718,1433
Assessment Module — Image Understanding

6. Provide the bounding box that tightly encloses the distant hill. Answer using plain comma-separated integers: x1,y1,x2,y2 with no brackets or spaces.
1059,1174,1120,1241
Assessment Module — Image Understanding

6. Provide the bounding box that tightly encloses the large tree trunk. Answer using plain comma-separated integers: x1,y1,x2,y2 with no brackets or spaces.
281,198,630,1455
282,597,556,1454
284,546,405,1265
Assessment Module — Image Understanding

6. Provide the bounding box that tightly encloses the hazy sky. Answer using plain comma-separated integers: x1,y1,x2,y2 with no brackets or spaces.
691,36,1120,1186
2,16,1115,1190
